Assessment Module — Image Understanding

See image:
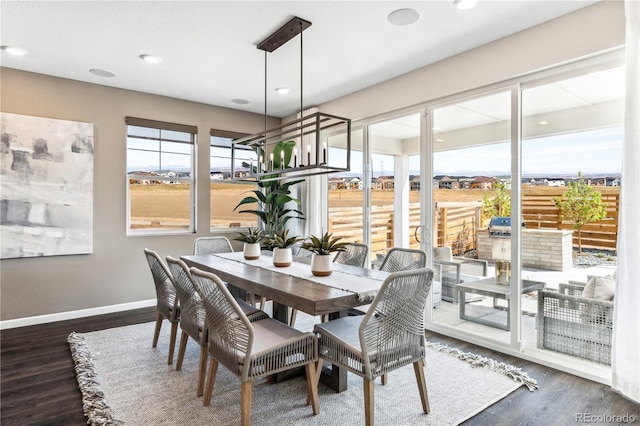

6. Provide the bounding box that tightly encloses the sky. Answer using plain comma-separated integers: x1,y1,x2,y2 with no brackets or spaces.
130,127,623,177
365,127,624,177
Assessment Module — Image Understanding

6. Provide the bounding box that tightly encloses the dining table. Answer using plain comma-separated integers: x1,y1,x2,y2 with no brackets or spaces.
181,251,388,392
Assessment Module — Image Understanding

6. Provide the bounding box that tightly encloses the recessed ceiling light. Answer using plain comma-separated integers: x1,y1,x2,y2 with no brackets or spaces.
453,0,478,10
275,87,290,94
538,120,549,125
89,68,116,78
387,8,420,26
140,54,162,64
1,45,28,56
231,98,250,105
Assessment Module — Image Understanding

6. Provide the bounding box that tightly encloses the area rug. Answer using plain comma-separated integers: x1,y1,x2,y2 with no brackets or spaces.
68,320,537,426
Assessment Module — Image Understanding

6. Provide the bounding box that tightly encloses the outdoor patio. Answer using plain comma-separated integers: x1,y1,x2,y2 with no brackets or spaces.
431,259,617,348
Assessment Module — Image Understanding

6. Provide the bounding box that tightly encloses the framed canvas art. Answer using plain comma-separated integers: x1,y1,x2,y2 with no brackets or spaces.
1,113,94,258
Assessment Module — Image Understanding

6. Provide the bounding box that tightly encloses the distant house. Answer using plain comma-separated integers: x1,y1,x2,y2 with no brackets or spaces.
374,176,394,190
348,177,363,190
410,175,421,191
607,177,621,187
438,176,459,189
128,171,161,185
328,177,346,190
210,172,224,180
471,176,494,190
547,178,566,187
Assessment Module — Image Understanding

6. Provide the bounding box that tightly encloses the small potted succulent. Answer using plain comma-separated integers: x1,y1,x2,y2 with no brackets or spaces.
269,229,302,267
234,228,264,260
300,232,349,276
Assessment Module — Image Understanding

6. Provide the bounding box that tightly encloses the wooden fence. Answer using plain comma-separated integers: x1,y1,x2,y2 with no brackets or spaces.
328,187,620,256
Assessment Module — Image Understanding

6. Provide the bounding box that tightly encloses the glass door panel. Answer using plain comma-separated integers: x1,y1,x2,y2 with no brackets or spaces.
430,90,512,344
367,113,421,263
520,66,623,352
327,128,364,245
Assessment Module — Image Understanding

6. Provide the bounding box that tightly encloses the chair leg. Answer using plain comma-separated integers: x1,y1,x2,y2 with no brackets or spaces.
289,308,298,327
203,357,219,407
241,381,252,426
176,330,188,371
381,373,388,385
364,378,375,426
167,321,178,365
260,296,266,311
305,363,320,415
413,359,430,414
197,344,208,397
307,359,323,406
152,312,163,348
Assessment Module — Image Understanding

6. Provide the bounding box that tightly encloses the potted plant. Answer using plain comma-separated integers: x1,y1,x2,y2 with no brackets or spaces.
234,140,305,250
269,229,302,267
300,232,349,276
234,228,264,260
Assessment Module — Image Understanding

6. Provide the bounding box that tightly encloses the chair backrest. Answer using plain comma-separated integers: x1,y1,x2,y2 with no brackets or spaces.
193,236,233,255
190,267,253,378
359,267,434,378
166,256,206,341
433,246,453,262
379,248,427,272
333,242,368,268
143,248,178,321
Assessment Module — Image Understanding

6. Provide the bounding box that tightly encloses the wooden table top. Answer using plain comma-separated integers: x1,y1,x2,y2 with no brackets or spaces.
181,254,386,316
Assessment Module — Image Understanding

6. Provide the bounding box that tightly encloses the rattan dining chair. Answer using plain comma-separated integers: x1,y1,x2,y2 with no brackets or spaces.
193,236,234,255
378,247,427,272
165,256,269,397
143,248,180,365
190,267,320,426
314,267,434,426
193,236,264,308
333,242,368,268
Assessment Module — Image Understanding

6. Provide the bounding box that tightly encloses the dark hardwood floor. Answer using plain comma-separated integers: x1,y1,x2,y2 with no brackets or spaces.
1,307,638,425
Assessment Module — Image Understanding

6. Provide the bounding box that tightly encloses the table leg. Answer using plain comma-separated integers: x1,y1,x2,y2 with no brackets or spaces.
272,301,289,324
319,310,348,393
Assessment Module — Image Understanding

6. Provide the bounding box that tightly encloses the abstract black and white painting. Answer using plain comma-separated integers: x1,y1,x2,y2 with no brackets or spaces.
1,113,94,258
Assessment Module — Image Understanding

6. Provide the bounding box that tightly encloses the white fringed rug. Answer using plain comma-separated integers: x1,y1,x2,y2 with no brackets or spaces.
69,321,537,426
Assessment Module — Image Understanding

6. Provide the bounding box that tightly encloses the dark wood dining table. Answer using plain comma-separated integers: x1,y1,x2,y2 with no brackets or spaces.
181,252,387,392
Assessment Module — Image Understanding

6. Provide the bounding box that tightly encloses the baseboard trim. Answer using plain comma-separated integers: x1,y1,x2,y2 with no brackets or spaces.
0,299,156,330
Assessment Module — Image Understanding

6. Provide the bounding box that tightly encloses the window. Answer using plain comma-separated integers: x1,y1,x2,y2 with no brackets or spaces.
126,117,196,233
210,130,258,230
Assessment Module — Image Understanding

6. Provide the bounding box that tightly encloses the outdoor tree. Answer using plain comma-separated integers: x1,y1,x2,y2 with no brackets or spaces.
482,180,511,220
553,172,607,253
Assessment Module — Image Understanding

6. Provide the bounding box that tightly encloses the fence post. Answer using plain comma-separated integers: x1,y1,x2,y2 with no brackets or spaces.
388,212,394,250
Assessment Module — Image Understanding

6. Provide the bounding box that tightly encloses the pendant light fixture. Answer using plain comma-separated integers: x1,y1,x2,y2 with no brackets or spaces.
231,17,351,181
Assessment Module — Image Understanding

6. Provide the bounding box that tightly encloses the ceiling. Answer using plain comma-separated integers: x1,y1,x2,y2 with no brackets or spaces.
1,1,599,118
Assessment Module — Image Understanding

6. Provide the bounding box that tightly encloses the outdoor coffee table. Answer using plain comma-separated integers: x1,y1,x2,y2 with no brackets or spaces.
457,277,545,331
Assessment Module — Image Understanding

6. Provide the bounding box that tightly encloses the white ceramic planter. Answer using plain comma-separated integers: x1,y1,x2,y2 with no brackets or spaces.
243,242,261,260
311,254,333,276
272,247,292,267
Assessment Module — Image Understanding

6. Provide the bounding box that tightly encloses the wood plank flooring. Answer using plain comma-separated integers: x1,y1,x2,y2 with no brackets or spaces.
1,307,638,425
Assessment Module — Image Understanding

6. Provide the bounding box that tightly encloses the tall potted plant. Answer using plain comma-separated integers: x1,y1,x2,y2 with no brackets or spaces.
269,229,302,267
233,141,305,248
300,232,348,276
234,228,264,260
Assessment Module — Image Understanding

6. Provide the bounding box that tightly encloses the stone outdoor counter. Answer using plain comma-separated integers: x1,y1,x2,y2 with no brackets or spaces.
477,228,573,271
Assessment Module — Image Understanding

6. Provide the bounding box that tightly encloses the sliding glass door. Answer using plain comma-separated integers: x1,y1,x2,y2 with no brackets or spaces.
428,90,513,344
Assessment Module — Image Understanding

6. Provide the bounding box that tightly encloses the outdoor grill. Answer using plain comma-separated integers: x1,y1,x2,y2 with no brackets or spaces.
489,217,512,238
489,217,513,285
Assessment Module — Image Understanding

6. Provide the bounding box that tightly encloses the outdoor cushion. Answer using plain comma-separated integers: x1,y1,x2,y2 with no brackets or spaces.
581,275,615,300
